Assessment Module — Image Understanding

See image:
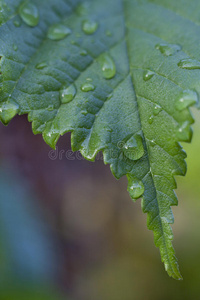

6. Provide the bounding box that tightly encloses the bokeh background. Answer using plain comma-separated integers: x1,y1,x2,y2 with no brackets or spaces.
0,109,199,300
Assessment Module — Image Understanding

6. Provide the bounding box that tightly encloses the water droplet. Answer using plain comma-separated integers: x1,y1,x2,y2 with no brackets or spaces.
153,104,162,116
36,62,47,70
80,50,87,56
178,58,200,70
0,101,19,125
60,84,76,104
177,121,193,142
13,44,18,51
82,20,98,35
47,105,54,111
13,20,21,27
81,110,88,116
143,70,155,81
128,176,144,200
107,93,113,100
86,78,92,82
47,24,71,41
175,89,198,111
155,43,181,56
123,134,144,161
19,2,39,27
99,54,116,80
148,115,154,124
149,139,156,147
81,83,95,92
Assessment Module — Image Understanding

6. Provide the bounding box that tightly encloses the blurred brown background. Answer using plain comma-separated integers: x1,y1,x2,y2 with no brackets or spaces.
0,109,199,300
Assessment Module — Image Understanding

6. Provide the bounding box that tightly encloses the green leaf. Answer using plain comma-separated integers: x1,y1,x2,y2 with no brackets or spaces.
0,0,199,279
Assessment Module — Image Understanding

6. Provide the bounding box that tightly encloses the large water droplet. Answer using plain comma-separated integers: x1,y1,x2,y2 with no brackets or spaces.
19,2,39,27
143,70,155,81
81,82,95,92
153,104,162,116
60,84,76,104
0,101,19,125
155,43,181,56
82,20,98,35
123,134,144,161
36,62,48,70
175,89,198,111
99,54,116,80
128,176,145,200
47,24,71,41
177,121,193,142
178,58,200,70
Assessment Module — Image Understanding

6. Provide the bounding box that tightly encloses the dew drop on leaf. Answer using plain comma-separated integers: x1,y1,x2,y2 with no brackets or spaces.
47,105,54,111
148,115,154,124
81,110,88,116
127,176,145,200
47,24,71,41
19,2,39,27
36,62,48,70
155,43,181,56
81,82,95,92
0,101,19,125
82,20,98,35
175,89,198,111
143,70,155,81
153,104,162,116
99,54,116,80
80,50,88,56
123,134,144,161
178,58,200,69
177,121,193,142
60,84,76,104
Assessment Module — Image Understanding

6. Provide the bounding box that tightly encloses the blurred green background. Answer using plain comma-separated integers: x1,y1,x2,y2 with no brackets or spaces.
0,109,199,300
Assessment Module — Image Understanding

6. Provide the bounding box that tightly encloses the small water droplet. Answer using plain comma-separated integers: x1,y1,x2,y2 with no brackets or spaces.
36,62,48,70
60,84,76,104
128,176,144,200
80,50,88,56
149,139,156,147
81,110,88,116
99,53,116,80
175,89,198,111
0,101,19,125
86,78,92,82
13,20,21,27
155,43,181,56
82,20,98,35
13,44,18,51
148,115,154,124
47,105,54,111
153,104,162,116
47,24,71,41
178,58,200,70
177,121,193,142
123,134,144,161
143,70,155,81
81,82,95,92
107,93,113,100
19,2,39,27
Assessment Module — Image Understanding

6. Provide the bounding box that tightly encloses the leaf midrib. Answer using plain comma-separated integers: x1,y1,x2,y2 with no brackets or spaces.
123,0,178,277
